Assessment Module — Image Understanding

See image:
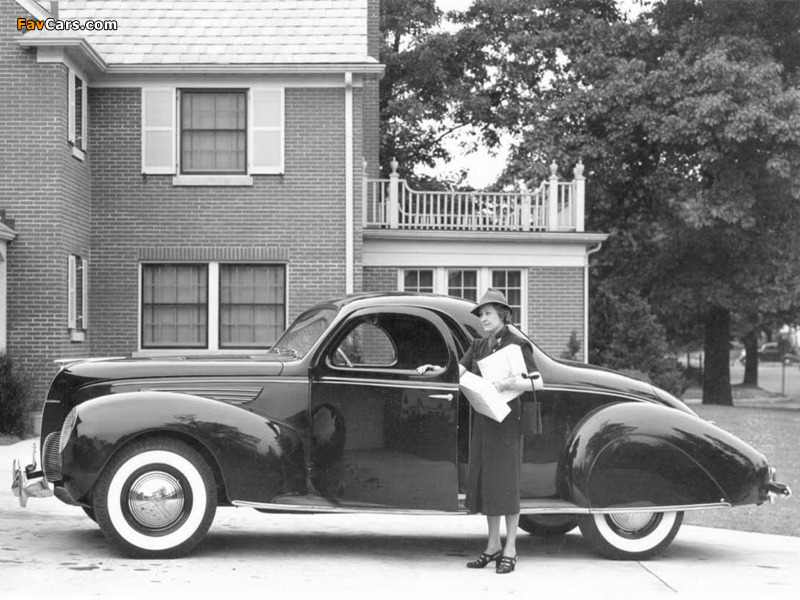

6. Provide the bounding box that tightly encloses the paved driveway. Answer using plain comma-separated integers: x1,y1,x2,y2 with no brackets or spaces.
3,439,798,599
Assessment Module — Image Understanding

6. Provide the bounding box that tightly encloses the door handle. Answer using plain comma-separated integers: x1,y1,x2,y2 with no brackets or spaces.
429,393,454,401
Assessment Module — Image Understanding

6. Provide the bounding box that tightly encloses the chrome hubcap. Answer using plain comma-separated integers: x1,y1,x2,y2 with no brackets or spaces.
127,471,185,529
607,512,656,534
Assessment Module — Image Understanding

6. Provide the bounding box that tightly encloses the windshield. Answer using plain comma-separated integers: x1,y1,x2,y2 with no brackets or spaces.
271,306,338,359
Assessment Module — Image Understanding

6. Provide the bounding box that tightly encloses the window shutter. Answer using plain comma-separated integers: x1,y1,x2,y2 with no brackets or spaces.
67,255,77,330
142,88,176,174
81,258,89,330
250,88,284,174
68,69,76,144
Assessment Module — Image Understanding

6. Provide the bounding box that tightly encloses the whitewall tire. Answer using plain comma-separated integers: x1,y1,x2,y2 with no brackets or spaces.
93,438,217,558
578,510,683,560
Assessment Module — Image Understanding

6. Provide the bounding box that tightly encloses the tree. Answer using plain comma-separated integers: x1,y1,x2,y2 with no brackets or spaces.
379,0,488,186
450,0,800,404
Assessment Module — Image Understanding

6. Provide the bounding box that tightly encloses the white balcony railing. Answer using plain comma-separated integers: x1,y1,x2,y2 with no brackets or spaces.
363,159,585,233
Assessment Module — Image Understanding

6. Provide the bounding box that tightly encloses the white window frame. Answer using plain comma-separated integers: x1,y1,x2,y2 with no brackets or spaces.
141,87,285,186
398,267,528,331
68,255,88,340
68,67,88,160
138,262,288,354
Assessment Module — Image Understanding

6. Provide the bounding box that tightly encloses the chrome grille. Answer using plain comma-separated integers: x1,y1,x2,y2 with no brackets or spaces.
42,432,62,483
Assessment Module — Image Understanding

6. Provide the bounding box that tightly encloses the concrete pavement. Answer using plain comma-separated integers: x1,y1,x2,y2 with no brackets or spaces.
3,438,798,599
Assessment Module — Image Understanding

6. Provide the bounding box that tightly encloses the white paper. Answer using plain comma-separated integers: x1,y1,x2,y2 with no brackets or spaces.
477,344,528,402
459,371,511,423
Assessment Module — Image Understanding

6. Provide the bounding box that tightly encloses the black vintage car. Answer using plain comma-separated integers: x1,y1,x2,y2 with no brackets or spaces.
12,293,790,559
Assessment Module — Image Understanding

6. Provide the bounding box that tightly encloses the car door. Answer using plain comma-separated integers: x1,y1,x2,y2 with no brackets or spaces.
308,306,461,511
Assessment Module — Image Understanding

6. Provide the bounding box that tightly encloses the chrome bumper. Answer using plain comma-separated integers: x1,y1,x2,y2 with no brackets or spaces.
763,467,792,504
10,442,53,508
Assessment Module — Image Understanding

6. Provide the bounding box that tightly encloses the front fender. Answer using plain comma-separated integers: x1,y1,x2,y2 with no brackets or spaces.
560,402,769,509
60,391,305,504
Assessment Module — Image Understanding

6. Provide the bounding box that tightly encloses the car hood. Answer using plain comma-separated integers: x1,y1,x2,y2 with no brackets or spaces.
57,354,287,383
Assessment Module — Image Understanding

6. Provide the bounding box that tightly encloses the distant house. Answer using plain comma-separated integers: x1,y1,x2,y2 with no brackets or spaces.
1,0,606,404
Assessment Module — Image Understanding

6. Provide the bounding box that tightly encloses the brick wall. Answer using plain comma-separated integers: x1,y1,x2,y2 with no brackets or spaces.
363,267,397,292
89,86,360,357
529,266,584,356
0,0,93,403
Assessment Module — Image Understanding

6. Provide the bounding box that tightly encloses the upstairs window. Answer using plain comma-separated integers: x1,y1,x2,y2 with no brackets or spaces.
68,69,88,159
142,87,284,182
180,91,247,175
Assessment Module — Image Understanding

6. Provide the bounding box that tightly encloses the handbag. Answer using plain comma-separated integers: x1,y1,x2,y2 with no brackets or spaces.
521,397,543,435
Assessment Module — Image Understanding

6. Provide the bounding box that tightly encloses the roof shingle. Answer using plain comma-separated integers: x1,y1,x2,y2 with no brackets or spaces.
22,0,373,67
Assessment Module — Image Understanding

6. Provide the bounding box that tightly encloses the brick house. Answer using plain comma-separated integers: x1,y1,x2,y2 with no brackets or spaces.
1,0,606,406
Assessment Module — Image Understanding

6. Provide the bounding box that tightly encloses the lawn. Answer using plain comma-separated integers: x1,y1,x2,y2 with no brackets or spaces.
680,394,799,537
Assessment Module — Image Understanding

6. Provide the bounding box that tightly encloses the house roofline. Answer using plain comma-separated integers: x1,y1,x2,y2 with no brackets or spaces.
17,36,384,76
104,62,385,76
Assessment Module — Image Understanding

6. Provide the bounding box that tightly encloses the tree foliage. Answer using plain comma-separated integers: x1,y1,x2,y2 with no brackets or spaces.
379,0,800,404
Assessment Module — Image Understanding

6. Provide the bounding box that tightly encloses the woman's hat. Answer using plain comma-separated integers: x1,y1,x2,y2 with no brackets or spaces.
471,288,512,316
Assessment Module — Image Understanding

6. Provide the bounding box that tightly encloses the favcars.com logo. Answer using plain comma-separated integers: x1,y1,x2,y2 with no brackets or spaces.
17,17,118,31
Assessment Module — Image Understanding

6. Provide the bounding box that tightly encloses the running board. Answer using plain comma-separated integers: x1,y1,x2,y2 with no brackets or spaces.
232,496,730,515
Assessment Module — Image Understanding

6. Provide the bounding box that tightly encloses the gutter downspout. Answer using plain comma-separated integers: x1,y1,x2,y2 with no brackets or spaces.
344,72,354,294
584,241,604,363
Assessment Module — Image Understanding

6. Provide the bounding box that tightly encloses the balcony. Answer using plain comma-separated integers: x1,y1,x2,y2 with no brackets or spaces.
363,159,586,233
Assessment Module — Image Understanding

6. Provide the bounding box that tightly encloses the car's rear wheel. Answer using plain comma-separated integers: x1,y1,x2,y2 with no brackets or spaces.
578,510,683,560
93,437,217,559
518,514,578,536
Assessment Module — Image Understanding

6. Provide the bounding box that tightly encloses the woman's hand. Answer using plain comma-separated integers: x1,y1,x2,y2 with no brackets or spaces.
416,364,443,374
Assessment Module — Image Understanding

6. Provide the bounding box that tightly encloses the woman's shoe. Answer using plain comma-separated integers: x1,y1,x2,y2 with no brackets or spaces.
496,555,517,574
466,550,502,569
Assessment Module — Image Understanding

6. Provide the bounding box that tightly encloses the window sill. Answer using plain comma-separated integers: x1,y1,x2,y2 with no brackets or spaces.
71,146,85,161
70,330,85,342
172,175,254,187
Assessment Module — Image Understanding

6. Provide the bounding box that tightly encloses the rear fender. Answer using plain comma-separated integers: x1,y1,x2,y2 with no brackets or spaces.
60,391,305,504
560,402,769,509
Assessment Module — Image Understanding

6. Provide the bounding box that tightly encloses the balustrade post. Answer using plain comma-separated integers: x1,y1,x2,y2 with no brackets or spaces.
548,160,560,231
388,157,399,229
573,159,585,232
519,181,531,231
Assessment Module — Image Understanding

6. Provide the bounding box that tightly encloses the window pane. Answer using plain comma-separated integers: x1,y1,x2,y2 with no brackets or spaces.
403,269,433,293
491,270,523,325
447,269,478,301
142,264,208,348
220,264,285,348
181,91,246,174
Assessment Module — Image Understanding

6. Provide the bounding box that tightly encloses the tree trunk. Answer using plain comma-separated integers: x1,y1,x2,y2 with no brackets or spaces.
742,329,759,386
702,306,733,405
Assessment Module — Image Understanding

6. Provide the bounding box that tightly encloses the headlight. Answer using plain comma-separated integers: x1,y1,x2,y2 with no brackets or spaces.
59,407,79,453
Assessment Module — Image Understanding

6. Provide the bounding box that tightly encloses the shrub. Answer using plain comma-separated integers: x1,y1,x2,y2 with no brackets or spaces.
589,286,689,396
559,329,582,360
0,353,34,437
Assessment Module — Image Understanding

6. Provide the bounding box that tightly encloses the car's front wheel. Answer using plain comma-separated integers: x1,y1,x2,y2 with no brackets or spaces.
578,510,683,560
93,437,217,559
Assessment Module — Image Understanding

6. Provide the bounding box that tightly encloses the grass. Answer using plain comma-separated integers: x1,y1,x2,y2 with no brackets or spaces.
2,387,796,537
680,387,799,537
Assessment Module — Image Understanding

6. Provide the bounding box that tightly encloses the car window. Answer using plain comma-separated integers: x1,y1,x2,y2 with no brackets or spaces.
329,313,449,371
331,322,397,367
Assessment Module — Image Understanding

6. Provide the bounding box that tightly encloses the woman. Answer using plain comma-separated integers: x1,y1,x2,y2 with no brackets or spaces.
418,288,537,574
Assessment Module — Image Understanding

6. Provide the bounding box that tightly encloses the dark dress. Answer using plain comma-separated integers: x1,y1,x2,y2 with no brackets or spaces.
460,325,537,516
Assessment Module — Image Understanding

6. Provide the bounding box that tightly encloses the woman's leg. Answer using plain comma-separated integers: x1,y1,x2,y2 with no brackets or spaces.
486,515,503,553
503,513,520,557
